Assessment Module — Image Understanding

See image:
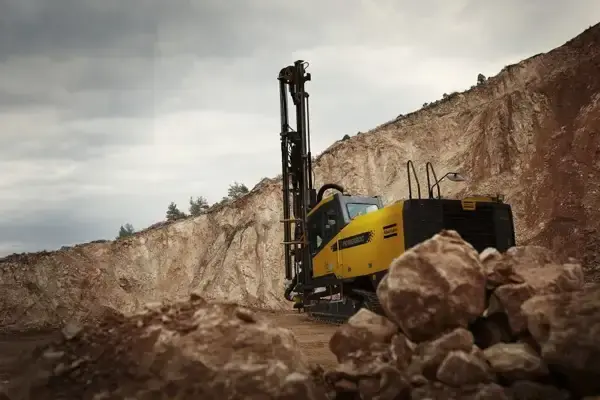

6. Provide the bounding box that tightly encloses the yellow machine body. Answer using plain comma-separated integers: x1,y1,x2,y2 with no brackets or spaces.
312,201,405,279
309,195,511,282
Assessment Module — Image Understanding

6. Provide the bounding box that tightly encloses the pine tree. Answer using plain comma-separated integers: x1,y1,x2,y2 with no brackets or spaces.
117,223,135,239
166,202,186,221
189,196,209,216
227,182,249,200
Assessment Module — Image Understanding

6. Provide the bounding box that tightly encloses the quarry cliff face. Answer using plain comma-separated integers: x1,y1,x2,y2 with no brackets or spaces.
1,25,599,332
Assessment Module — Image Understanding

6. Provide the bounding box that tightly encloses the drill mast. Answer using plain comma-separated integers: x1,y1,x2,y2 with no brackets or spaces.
278,60,316,299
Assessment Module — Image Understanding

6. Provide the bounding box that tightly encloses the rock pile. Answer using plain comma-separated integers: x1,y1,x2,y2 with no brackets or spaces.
5,230,600,400
324,230,600,399
6,296,329,400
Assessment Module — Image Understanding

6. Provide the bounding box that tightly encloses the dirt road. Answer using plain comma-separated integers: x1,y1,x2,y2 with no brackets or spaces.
0,310,339,387
257,310,340,368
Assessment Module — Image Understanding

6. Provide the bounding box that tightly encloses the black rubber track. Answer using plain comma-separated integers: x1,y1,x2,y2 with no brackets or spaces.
306,289,384,325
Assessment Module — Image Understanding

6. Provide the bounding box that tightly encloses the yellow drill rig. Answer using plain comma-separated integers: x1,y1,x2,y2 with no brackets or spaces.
278,60,516,323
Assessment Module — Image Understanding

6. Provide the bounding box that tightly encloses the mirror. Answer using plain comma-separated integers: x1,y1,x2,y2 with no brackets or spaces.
447,172,466,182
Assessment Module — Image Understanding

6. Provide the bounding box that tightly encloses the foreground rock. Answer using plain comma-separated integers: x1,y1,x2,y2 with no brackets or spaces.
376,230,486,342
5,295,328,400
327,231,600,399
482,246,584,335
522,284,600,396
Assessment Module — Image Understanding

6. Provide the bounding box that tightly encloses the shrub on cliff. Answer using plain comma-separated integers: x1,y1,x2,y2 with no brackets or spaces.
116,223,135,239
189,196,209,216
227,182,249,199
166,202,186,221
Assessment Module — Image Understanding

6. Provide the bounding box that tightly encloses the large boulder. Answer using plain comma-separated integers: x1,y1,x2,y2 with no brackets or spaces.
482,246,584,335
376,230,487,342
6,295,328,400
482,342,549,382
325,235,600,399
522,283,600,397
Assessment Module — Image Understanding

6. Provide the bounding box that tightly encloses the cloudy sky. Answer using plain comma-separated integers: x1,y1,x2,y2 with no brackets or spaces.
0,0,598,255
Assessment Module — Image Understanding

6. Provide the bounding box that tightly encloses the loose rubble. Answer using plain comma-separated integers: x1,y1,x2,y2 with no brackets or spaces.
5,295,329,399
4,229,600,399
325,230,600,399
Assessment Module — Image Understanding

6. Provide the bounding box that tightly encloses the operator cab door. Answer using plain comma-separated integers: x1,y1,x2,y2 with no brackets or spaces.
308,196,345,276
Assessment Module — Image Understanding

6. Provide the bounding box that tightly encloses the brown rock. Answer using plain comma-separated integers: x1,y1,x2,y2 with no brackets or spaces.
377,230,486,342
408,327,474,379
325,361,410,400
390,333,416,370
507,380,572,400
332,378,358,393
12,297,328,400
480,247,526,290
329,308,397,363
487,282,536,334
436,350,495,387
410,382,509,400
482,343,549,382
521,284,600,396
357,364,410,400
485,245,584,335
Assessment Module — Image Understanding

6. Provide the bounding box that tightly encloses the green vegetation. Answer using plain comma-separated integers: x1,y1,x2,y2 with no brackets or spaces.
117,223,135,239
189,196,209,216
166,202,187,221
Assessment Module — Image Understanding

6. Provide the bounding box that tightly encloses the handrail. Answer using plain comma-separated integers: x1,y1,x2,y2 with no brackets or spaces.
425,162,440,199
406,160,421,199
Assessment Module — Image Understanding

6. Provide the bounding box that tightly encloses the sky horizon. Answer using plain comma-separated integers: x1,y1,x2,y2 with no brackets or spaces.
1,1,599,256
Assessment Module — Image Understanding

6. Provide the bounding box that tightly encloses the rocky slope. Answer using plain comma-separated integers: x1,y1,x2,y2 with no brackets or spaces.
1,24,599,332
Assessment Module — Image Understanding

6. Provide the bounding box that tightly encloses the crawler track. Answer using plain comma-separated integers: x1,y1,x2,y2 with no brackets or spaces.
305,289,384,325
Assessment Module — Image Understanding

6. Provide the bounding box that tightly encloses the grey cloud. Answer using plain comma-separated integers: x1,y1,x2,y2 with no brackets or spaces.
0,0,328,60
2,129,147,162
0,0,598,255
0,0,162,60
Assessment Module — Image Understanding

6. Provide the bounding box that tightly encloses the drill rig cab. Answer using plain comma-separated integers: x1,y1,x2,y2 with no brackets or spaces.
278,60,516,323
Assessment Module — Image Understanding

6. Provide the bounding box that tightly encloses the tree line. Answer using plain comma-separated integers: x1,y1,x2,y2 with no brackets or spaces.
116,182,249,239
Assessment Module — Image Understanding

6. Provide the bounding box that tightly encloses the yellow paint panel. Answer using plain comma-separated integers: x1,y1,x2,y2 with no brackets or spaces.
312,201,406,279
461,200,477,210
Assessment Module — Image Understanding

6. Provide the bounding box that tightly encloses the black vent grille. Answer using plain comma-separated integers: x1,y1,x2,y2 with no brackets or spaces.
442,203,496,252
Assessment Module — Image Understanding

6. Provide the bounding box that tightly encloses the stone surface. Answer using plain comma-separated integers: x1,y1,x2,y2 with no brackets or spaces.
329,308,397,363
507,381,572,400
521,284,600,397
410,382,509,400
7,295,328,400
1,25,600,332
377,230,486,342
390,333,416,370
407,327,475,380
485,245,585,334
324,360,410,400
482,342,549,382
436,350,494,387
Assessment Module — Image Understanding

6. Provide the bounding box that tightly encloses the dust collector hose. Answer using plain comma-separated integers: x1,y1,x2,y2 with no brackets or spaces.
316,183,345,203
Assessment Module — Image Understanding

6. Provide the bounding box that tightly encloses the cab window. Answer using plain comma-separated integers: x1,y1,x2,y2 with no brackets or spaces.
346,203,379,220
308,200,343,255
322,208,339,246
308,212,324,256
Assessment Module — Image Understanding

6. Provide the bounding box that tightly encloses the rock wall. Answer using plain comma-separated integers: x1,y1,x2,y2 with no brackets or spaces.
1,24,599,332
